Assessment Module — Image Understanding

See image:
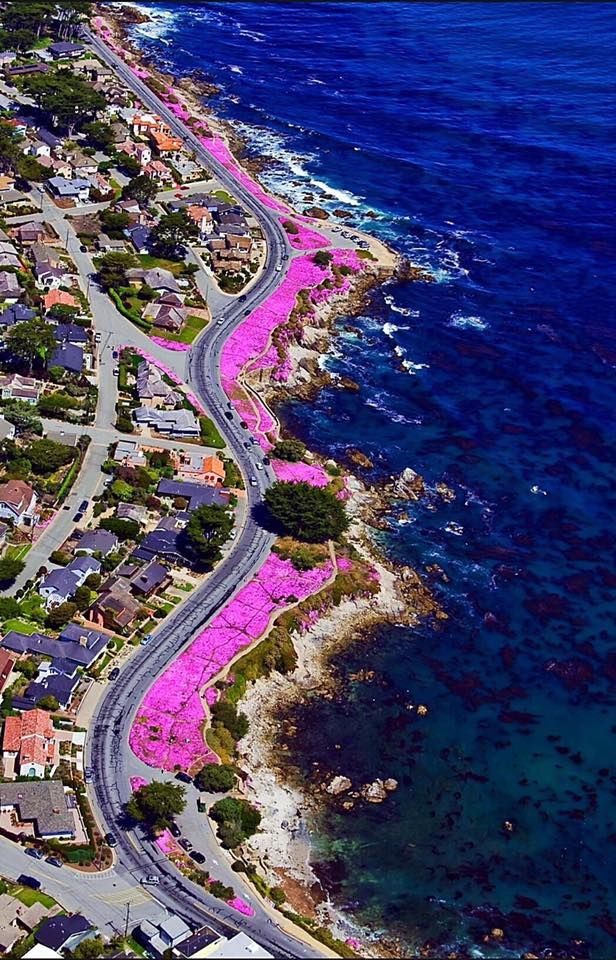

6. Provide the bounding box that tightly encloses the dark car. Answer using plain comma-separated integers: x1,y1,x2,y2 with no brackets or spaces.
189,850,206,864
104,833,118,848
45,856,63,868
240,420,248,429
80,244,88,253
73,512,83,523
224,411,234,421
243,309,251,315
243,441,251,449
18,875,40,890
25,847,44,860
108,667,120,681
263,457,271,466
112,349,119,359
169,821,181,838
79,500,88,512
238,294,247,302
175,771,192,784
179,837,192,852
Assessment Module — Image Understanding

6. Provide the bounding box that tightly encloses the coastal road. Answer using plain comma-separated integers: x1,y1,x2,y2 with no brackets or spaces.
78,26,330,960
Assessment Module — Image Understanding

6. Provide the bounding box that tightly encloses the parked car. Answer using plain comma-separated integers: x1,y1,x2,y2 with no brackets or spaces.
108,667,120,681
229,530,236,540
175,771,192,784
169,821,181,838
80,245,88,253
104,833,118,848
141,875,160,885
189,850,206,864
238,294,247,302
73,512,83,523
140,634,153,646
45,857,63,868
79,500,88,512
224,411,234,421
18,875,40,890
216,318,224,326
95,332,102,342
243,441,251,449
113,367,119,377
112,349,118,359
240,420,248,429
179,838,192,852
263,457,271,465
25,847,44,860
84,767,94,784
256,463,263,471
249,477,257,487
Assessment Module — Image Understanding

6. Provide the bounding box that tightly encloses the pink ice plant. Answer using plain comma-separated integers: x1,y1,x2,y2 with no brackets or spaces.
336,556,353,572
271,459,331,487
150,337,191,352
200,136,290,214
129,554,333,771
226,896,256,917
204,687,218,706
129,776,148,792
283,219,330,251
155,829,181,856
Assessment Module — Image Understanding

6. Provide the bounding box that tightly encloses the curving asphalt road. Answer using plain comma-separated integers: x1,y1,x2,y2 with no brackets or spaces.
80,28,325,960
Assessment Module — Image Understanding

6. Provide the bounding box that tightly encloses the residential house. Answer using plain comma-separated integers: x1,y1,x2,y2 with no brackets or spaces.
18,671,77,711
144,159,173,183
0,780,76,839
0,892,52,954
109,120,130,144
39,556,100,610
172,451,226,487
143,298,188,332
3,624,109,674
169,925,224,959
34,260,74,290
117,502,149,525
0,174,15,191
36,127,64,153
88,172,114,198
53,323,88,345
90,578,142,631
126,267,181,295
0,51,16,68
136,358,182,406
125,223,152,254
30,242,61,267
157,479,228,510
133,407,200,438
0,479,37,526
48,42,85,59
13,221,46,244
35,915,95,955
113,439,147,468
76,529,119,556
0,271,22,303
185,204,213,240
0,304,35,327
47,176,91,203
0,373,41,404
2,709,58,779
115,197,141,216
49,342,83,374
64,152,97,180
43,288,78,312
25,139,51,159
132,113,170,137
130,560,171,598
37,154,73,178
132,518,187,566
97,233,125,253
0,243,22,270
118,139,152,167
177,931,273,959
149,129,183,158
0,416,15,442
137,915,192,958
6,64,50,78
0,648,15,695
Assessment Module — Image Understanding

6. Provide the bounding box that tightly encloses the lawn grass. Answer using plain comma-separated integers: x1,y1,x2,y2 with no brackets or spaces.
174,581,195,593
5,543,32,563
138,253,185,278
213,189,235,204
11,884,56,909
151,313,208,344
19,596,46,621
199,415,224,448
2,619,40,635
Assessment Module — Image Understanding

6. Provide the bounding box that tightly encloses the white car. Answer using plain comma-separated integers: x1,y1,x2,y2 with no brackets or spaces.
141,875,160,886
256,463,263,471
113,367,119,377
95,332,102,343
249,477,257,487
216,318,224,326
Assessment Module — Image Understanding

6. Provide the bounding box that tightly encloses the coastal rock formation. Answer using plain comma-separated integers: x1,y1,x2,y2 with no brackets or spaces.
333,208,352,219
347,447,374,470
394,467,426,500
326,775,352,796
303,206,329,220
360,778,398,803
395,258,435,283
436,481,456,502
339,376,360,392
114,4,151,24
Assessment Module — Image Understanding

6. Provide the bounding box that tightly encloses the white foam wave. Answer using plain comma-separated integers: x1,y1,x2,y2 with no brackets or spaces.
401,360,430,375
310,178,363,206
130,4,177,41
382,322,399,338
307,77,326,86
445,522,464,536
448,312,488,330
394,345,407,358
229,65,244,75
384,293,415,317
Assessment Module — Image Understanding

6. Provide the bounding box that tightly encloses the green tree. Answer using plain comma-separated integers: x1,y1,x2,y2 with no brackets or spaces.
1,402,43,436
264,481,348,542
15,657,38,680
209,880,234,900
110,478,134,501
0,597,20,620
0,120,20,174
68,937,106,960
72,584,92,610
37,694,59,711
96,251,136,291
82,120,115,151
115,151,141,177
122,173,158,206
313,250,333,268
15,154,46,183
4,457,32,480
195,763,236,793
100,517,139,541
0,558,25,583
47,303,79,322
149,211,198,260
99,208,129,239
211,701,249,741
84,572,102,590
25,438,75,475
125,780,186,831
272,438,306,462
22,71,106,138
210,797,261,849
270,886,286,906
180,503,233,570
6,318,56,374
46,601,77,629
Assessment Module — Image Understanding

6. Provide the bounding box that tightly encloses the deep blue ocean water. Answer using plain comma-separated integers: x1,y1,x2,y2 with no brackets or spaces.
128,4,616,955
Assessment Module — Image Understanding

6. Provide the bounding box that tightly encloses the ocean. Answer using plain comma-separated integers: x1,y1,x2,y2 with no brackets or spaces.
127,3,616,956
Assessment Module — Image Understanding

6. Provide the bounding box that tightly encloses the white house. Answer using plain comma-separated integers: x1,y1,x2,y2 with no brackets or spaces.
0,479,37,526
47,176,91,203
39,556,101,610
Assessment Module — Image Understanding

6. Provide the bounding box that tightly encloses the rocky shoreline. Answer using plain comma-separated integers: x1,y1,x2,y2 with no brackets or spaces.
98,9,441,951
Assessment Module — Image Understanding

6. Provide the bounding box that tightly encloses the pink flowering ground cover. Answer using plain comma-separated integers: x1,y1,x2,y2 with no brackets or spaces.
283,219,330,251
336,556,354,572
129,554,333,771
150,336,191,352
129,776,148,792
226,896,256,917
155,829,181,856
201,136,290,214
271,459,331,487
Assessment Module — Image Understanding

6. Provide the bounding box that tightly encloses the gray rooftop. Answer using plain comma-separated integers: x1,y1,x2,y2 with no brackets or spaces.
0,781,75,838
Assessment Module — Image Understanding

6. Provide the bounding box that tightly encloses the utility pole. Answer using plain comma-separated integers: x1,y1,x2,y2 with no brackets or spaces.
124,901,130,940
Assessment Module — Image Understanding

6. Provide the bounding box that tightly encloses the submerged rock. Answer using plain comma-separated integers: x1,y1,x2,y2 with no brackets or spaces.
394,467,426,500
347,447,374,470
339,376,360,392
361,779,389,803
326,775,352,796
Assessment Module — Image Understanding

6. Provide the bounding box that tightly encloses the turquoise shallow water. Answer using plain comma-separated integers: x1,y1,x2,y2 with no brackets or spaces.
129,3,616,955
